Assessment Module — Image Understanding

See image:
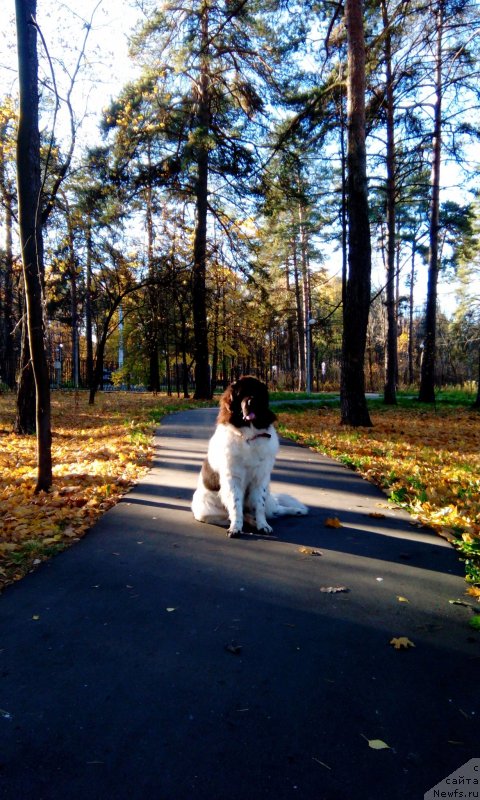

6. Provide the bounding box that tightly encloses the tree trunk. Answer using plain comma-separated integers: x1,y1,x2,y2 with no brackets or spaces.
338,64,348,311
66,214,79,388
299,203,313,393
419,0,443,403
340,0,373,427
15,0,52,491
89,336,106,405
292,239,305,391
2,191,16,388
88,302,120,405
85,217,94,391
14,314,36,434
145,156,161,393
192,2,211,399
210,289,219,396
473,344,480,409
408,238,416,385
382,0,397,405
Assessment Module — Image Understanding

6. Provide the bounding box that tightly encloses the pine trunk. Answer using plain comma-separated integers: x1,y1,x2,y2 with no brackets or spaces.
85,218,94,391
419,1,443,403
382,0,397,405
192,3,211,399
3,193,16,388
340,0,372,427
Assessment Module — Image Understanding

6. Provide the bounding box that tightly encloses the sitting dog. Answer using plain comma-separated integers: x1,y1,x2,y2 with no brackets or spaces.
191,376,308,537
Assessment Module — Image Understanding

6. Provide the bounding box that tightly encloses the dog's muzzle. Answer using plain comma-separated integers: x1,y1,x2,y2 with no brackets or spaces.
241,397,256,421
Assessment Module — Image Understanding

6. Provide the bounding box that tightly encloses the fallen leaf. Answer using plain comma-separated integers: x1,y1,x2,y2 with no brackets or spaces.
390,636,415,650
366,738,391,750
465,587,480,600
324,517,342,528
166,607,176,612
369,512,386,519
397,596,409,603
298,547,323,557
32,615,40,621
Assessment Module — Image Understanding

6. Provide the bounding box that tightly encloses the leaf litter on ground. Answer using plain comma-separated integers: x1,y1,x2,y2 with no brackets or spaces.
278,405,480,586
0,391,195,591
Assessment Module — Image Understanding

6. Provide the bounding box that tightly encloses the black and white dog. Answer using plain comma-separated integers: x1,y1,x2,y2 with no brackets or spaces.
191,376,308,537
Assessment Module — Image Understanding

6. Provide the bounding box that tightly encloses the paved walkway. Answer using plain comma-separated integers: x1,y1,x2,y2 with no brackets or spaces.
0,408,478,800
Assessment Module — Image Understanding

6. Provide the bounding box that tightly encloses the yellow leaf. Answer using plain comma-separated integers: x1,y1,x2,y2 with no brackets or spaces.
298,547,323,557
390,636,415,650
397,596,409,603
367,739,391,750
324,517,342,528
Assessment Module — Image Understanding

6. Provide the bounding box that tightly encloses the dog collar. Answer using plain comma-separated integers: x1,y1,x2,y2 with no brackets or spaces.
246,432,271,444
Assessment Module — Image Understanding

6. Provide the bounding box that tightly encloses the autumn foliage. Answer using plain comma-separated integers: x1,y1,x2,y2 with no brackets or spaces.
0,391,191,591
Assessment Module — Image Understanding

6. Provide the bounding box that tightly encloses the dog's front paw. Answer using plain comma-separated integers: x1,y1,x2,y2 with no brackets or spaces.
257,522,273,535
227,524,243,538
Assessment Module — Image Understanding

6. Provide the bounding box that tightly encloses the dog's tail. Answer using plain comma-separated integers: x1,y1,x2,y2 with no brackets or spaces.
266,493,308,518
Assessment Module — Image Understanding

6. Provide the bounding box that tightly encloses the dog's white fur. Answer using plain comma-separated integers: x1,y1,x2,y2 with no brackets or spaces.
191,379,308,537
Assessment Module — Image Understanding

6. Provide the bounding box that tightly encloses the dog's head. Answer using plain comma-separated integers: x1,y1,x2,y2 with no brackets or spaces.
217,376,276,429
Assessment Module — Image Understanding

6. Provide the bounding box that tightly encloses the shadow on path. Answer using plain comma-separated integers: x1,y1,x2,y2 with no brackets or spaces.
0,407,477,800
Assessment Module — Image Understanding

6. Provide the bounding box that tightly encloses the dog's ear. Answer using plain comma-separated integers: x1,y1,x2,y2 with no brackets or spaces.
217,383,235,423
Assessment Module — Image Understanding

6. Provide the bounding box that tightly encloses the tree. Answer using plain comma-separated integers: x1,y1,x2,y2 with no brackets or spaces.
13,1,100,429
114,0,287,398
15,0,52,491
380,0,398,405
417,0,480,401
418,0,444,402
340,0,372,427
0,97,18,389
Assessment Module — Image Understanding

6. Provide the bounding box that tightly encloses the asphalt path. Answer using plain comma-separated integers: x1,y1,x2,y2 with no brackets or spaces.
0,407,478,800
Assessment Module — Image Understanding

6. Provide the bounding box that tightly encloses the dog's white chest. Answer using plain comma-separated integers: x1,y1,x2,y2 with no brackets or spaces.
208,424,279,475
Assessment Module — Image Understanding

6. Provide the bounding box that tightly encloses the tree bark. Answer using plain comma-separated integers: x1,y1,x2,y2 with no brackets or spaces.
419,1,443,403
299,202,313,393
14,314,36,434
15,0,52,491
85,216,94,391
192,2,211,399
2,191,16,388
382,0,397,405
408,238,416,385
145,152,161,393
473,344,480,409
340,0,373,427
292,237,305,391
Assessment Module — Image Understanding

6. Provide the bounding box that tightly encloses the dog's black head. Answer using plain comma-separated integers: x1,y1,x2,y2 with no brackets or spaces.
218,376,276,429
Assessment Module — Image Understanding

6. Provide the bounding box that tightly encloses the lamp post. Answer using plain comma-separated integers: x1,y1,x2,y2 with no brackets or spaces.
55,343,64,388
